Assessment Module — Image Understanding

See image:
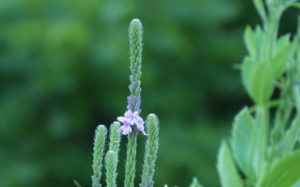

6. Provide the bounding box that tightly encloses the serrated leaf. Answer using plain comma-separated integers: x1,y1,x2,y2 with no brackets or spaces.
231,107,256,183
217,141,243,187
257,150,300,187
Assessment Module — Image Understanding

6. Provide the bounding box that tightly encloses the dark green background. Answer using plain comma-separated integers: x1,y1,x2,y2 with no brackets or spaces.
0,0,297,186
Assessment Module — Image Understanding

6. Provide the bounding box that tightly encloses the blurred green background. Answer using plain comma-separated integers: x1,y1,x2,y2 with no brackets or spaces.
0,0,297,186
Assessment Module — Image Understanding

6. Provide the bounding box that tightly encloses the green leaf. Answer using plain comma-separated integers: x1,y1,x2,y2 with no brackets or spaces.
245,26,257,58
291,3,300,9
275,34,291,54
292,180,300,187
251,60,274,104
231,107,256,183
272,36,292,78
241,57,275,104
257,149,300,187
253,0,266,21
241,57,254,92
244,26,265,60
217,141,243,187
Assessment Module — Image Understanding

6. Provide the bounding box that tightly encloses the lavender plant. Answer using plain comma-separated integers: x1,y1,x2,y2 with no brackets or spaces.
216,0,300,186
91,19,159,187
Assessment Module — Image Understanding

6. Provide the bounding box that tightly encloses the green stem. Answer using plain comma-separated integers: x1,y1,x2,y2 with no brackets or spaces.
256,105,269,160
271,80,294,147
264,10,280,58
124,132,138,187
248,99,280,113
281,113,300,153
271,31,300,158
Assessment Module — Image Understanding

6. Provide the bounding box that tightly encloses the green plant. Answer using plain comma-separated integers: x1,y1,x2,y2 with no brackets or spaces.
216,0,300,186
91,19,159,187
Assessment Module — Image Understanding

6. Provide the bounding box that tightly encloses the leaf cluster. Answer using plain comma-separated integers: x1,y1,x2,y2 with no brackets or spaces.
217,0,300,186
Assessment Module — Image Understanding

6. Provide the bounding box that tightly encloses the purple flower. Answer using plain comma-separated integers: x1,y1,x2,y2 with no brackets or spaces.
119,124,132,135
117,110,147,135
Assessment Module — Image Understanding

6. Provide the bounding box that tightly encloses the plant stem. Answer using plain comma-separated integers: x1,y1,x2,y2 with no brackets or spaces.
256,105,269,160
124,132,138,187
281,113,300,153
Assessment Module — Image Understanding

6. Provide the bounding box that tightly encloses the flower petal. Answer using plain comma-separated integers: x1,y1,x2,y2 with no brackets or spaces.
119,125,132,135
137,125,147,136
125,110,133,118
117,116,126,123
133,111,139,116
136,116,144,126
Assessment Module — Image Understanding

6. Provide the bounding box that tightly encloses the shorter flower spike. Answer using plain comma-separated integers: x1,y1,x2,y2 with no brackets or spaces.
105,151,118,187
109,122,121,153
141,114,159,187
92,125,107,187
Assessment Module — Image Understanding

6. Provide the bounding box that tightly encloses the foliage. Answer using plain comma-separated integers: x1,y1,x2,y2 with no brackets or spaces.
0,0,297,186
217,0,300,186
91,19,159,187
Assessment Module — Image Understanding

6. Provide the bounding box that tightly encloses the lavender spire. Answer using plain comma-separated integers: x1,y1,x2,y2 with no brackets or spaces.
117,19,146,136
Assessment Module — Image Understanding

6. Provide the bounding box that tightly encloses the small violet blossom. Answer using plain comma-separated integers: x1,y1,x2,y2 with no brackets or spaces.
117,110,147,135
